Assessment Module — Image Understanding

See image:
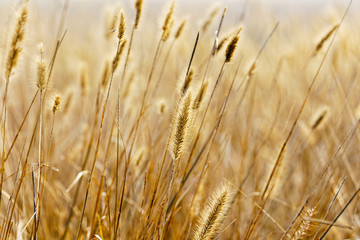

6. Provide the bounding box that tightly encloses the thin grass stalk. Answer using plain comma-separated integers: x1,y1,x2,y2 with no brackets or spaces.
319,186,360,239
312,177,346,239
76,37,122,240
143,32,199,233
171,29,240,207
279,2,353,238
1,3,28,210
167,61,226,213
200,8,226,88
31,166,37,240
234,22,279,121
118,35,166,235
183,58,242,234
2,141,25,236
166,61,237,234
151,40,175,99
2,123,36,239
112,6,140,234
280,117,360,240
60,80,103,240
5,90,39,161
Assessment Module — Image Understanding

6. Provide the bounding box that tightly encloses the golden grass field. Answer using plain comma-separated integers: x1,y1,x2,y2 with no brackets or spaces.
0,0,360,239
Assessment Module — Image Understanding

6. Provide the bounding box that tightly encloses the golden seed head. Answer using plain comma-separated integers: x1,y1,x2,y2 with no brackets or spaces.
112,38,127,71
37,58,47,90
157,99,167,114
171,92,192,160
193,182,235,240
134,0,143,29
5,4,28,80
248,61,256,77
53,96,61,114
161,1,175,41
101,61,110,88
174,19,186,39
216,35,229,55
311,107,329,130
80,65,88,96
181,69,193,96
315,24,338,52
193,81,208,110
201,6,220,33
292,207,316,239
225,28,241,63
118,11,126,40
105,7,119,39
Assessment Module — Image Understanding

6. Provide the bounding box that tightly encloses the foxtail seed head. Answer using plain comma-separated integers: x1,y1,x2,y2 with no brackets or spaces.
5,4,28,80
36,58,47,91
175,19,187,39
315,24,338,52
118,11,126,40
225,28,242,63
181,69,193,96
193,182,235,240
53,96,61,114
171,92,192,160
193,81,208,110
161,1,175,41
134,0,143,29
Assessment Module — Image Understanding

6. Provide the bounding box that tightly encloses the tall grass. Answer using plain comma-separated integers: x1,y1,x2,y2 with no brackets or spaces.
0,0,359,239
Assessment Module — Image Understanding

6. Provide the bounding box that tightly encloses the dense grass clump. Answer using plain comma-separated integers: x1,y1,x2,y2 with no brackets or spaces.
0,0,359,239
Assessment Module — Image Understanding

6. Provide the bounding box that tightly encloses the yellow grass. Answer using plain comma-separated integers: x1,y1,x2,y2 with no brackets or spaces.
0,0,359,239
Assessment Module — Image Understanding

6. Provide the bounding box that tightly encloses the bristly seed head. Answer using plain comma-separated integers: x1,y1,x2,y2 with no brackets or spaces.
171,92,192,160
175,19,187,39
161,1,175,41
5,4,28,80
225,28,242,63
193,182,235,240
134,0,143,29
193,81,208,110
80,65,88,96
315,24,338,52
53,96,61,114
216,35,229,55
201,6,220,33
118,11,126,41
37,58,47,91
181,69,193,96
311,107,329,130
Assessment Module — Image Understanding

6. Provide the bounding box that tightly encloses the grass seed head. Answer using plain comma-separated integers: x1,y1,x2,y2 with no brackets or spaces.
171,92,193,160
80,65,88,96
118,11,126,40
36,58,47,91
175,19,187,39
225,28,241,63
315,24,338,52
53,96,61,114
193,182,235,240
162,1,176,41
181,69,194,96
135,0,143,29
311,107,329,130
5,4,28,80
201,6,220,33
193,81,208,110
